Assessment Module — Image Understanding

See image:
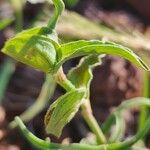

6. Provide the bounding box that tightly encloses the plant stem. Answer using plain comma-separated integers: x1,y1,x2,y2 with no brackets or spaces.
81,100,107,144
0,0,24,103
0,59,15,103
64,0,79,8
10,0,24,32
56,67,76,91
0,18,14,30
102,114,115,134
108,112,125,143
138,72,150,132
15,8,23,32
9,74,56,128
114,117,150,150
15,116,150,150
47,0,64,29
102,97,150,135
56,67,106,144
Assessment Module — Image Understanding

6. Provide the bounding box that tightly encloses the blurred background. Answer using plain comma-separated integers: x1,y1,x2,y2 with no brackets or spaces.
0,0,150,149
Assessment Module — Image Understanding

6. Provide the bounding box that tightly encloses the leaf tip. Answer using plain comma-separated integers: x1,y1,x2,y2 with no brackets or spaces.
139,59,150,71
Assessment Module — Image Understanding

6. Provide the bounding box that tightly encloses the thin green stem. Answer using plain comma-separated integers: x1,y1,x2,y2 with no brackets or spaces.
102,114,115,134
64,0,79,8
108,112,125,143
56,67,76,91
81,100,107,144
47,0,64,29
112,117,150,150
102,97,150,134
0,18,14,30
9,74,56,128
15,9,23,32
139,72,150,132
116,97,150,112
0,59,15,103
15,117,51,150
56,67,106,144
15,116,150,150
0,0,24,103
10,0,24,32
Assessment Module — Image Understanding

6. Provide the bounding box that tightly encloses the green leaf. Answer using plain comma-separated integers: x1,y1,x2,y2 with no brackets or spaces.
56,40,149,71
2,26,59,73
0,18,14,31
68,55,102,97
44,88,85,137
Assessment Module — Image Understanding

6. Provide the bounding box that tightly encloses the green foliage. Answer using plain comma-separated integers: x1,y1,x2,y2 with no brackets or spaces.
9,74,56,128
57,40,149,71
15,98,150,150
0,59,15,102
44,88,85,137
47,0,65,29
3,35,148,74
64,0,79,7
2,27,59,73
68,55,102,97
15,117,51,150
108,112,125,143
0,18,14,30
1,0,150,149
102,97,150,143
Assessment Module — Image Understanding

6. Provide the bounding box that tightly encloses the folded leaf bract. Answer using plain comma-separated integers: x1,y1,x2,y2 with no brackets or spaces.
68,55,101,97
44,88,85,137
2,27,59,73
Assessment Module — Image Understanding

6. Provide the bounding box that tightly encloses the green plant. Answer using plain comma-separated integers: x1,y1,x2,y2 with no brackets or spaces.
0,16,15,104
1,0,56,124
138,72,150,141
1,0,150,149
64,0,79,7
0,18,14,31
0,0,24,103
0,59,15,103
0,0,56,125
